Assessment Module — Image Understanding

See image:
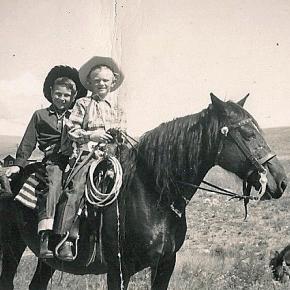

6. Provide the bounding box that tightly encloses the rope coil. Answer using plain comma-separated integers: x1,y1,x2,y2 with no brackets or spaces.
85,156,123,207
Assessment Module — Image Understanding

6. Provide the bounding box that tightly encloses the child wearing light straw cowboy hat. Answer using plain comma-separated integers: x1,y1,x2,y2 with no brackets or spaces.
54,56,126,261
6,65,87,259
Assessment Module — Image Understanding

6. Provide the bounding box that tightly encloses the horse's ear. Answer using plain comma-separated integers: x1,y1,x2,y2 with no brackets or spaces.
237,93,250,107
210,93,226,114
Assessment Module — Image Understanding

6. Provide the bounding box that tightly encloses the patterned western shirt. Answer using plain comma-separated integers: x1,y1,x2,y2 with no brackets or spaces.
67,95,126,144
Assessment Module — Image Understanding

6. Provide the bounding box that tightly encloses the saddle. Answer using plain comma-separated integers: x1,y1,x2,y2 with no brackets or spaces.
59,151,123,265
14,136,125,265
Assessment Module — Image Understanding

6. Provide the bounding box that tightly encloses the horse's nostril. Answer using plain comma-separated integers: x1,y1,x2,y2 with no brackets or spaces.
280,179,288,192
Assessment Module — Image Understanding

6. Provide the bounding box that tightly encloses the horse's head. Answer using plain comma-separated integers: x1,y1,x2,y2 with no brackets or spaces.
211,93,287,199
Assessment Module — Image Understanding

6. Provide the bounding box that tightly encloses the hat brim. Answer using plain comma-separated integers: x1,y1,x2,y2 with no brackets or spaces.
43,66,87,103
79,56,124,92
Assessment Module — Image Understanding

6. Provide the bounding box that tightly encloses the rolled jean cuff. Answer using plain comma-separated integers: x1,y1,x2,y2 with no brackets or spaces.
38,218,54,233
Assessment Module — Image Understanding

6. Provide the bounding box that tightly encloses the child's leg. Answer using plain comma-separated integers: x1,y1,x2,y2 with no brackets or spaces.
38,162,63,233
37,156,67,259
54,162,90,236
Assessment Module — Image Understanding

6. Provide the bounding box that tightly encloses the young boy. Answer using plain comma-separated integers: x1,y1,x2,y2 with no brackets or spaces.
6,66,87,259
54,56,125,261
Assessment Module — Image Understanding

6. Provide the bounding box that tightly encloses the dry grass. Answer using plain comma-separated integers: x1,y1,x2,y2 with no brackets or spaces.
9,127,290,289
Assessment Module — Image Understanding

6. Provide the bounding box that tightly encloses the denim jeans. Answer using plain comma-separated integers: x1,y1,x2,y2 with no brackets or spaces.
54,157,94,238
37,154,68,233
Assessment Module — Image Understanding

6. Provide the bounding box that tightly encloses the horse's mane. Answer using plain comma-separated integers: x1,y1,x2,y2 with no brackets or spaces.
121,101,259,205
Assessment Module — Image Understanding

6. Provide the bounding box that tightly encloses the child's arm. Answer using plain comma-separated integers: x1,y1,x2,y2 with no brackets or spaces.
14,112,38,168
66,99,89,144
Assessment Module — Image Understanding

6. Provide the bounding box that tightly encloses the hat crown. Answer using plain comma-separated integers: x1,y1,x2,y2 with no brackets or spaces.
43,65,87,103
79,56,124,92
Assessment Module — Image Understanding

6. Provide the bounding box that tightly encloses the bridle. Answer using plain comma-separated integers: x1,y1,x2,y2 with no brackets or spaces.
176,117,276,219
215,118,276,175
121,121,276,219
214,117,276,216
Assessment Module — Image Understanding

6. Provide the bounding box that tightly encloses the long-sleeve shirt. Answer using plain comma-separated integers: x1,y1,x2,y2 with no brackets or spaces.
15,106,72,168
67,96,126,144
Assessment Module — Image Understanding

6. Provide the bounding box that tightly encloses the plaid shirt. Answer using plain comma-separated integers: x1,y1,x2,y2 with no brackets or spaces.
67,96,126,144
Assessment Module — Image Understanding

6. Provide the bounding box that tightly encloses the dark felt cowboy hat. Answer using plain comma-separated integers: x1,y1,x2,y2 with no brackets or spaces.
43,65,87,103
78,56,124,92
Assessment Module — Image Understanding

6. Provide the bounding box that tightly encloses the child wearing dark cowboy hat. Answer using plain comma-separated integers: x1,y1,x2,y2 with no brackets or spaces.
6,66,87,259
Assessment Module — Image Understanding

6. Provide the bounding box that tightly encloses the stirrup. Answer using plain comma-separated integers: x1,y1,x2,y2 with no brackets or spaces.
55,232,79,261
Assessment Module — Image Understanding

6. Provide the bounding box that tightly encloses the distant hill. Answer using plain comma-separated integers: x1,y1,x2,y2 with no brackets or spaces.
0,135,21,160
0,135,42,161
0,126,288,161
263,126,290,157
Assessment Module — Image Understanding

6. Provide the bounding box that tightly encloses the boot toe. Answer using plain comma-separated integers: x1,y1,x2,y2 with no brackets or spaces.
58,241,74,262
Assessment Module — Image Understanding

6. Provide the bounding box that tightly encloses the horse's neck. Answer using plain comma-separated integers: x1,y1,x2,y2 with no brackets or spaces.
134,109,220,202
177,112,219,187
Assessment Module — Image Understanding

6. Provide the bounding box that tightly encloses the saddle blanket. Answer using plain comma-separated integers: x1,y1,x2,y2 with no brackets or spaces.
14,168,46,210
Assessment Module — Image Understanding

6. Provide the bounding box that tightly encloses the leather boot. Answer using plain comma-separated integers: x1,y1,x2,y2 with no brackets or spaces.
39,231,54,259
58,240,74,261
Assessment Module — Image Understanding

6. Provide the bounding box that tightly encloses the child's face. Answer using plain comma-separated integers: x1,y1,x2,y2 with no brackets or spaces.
88,67,115,99
51,85,74,111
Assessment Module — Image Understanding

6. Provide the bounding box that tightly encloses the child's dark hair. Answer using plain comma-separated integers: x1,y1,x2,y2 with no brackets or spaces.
52,77,77,95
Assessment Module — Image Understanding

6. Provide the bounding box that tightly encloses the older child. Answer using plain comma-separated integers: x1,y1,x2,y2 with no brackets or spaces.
54,56,125,261
6,66,87,259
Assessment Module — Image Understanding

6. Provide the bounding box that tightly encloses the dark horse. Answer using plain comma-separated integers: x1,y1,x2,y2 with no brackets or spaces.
0,94,287,290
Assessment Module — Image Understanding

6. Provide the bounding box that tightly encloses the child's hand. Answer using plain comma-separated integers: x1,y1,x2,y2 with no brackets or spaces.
6,166,20,177
69,130,90,144
89,129,113,143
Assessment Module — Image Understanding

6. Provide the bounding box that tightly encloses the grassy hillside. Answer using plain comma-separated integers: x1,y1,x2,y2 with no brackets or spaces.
5,127,290,289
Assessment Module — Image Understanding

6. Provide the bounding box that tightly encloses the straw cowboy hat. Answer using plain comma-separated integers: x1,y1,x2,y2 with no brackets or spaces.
43,65,87,103
78,56,124,92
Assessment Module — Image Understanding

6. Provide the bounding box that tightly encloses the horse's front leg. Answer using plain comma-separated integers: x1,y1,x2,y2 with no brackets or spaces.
0,223,26,290
29,259,55,290
103,203,130,290
151,254,176,290
104,238,131,290
106,260,130,290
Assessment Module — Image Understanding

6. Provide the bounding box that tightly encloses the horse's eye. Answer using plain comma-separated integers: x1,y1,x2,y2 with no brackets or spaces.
240,126,256,140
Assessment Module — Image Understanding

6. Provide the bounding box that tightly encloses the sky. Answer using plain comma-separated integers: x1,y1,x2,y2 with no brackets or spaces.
1,0,290,136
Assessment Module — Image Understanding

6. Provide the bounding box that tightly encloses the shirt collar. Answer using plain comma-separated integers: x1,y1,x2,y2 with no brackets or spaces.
48,105,72,117
90,94,112,107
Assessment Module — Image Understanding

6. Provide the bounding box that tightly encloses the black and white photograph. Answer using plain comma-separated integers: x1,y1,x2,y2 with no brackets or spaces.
0,1,290,289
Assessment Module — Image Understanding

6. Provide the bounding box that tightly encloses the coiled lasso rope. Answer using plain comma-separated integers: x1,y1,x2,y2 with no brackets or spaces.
85,155,124,289
85,156,123,207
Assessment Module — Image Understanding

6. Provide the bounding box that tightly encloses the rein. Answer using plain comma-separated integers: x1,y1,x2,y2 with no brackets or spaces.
216,118,275,218
119,121,273,219
176,180,258,201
